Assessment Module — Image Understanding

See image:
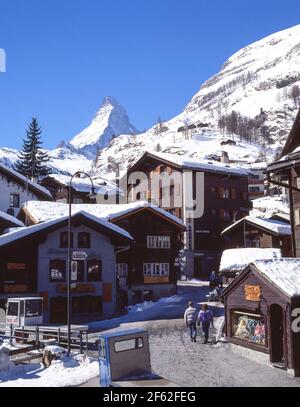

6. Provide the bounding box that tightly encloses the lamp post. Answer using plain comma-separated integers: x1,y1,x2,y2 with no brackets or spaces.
67,171,97,356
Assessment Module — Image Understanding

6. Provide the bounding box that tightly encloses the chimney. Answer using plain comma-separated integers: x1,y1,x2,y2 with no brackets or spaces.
221,151,229,164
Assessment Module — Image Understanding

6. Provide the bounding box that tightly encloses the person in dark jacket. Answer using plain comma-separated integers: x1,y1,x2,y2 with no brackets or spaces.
198,304,214,344
183,301,197,342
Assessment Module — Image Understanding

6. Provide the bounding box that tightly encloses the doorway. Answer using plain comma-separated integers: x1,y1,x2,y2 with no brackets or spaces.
194,256,203,279
270,304,285,366
50,297,67,324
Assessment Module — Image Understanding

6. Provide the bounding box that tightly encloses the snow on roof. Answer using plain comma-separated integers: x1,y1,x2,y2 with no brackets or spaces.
253,258,300,297
47,173,120,195
0,210,132,247
220,248,282,274
221,216,291,236
251,195,289,218
0,210,24,227
21,200,185,228
0,162,52,198
144,151,249,177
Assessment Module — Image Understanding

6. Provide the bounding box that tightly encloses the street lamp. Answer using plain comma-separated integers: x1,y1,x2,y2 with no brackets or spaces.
67,171,97,356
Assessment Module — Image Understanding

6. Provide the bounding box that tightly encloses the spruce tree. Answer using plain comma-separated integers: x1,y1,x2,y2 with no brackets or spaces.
15,117,50,179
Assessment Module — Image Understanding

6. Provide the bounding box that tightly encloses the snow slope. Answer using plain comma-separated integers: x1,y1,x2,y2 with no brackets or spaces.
69,96,138,155
93,24,300,179
0,146,93,176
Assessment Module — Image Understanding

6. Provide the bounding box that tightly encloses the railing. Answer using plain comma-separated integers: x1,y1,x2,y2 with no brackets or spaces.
0,323,89,354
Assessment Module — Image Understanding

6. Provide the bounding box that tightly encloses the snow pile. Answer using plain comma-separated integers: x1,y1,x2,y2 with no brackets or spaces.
254,258,300,297
251,195,290,218
220,248,282,274
0,353,98,387
0,342,14,372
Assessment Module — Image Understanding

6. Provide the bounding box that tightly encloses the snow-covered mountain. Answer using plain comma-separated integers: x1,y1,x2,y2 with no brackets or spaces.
93,24,300,179
69,96,138,155
178,23,300,142
0,146,93,176
2,25,300,180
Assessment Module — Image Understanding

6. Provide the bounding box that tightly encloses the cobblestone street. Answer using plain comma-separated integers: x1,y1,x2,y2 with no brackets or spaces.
85,281,300,387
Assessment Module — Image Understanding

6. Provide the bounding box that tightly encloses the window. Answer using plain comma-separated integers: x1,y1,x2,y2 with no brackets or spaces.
72,296,102,315
60,232,73,248
25,299,42,317
220,209,231,221
73,198,83,204
116,263,128,278
87,260,102,281
73,260,84,282
49,259,66,281
232,311,266,346
9,193,20,208
219,187,230,199
114,337,144,353
57,198,67,203
249,187,261,193
147,236,171,249
78,232,91,248
7,302,18,316
249,174,260,180
143,263,170,276
231,188,237,199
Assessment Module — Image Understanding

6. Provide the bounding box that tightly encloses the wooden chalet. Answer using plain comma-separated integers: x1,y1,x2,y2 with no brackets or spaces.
266,109,300,256
221,258,300,376
0,162,52,217
41,174,120,204
17,200,186,305
0,211,132,323
221,215,292,257
123,151,251,279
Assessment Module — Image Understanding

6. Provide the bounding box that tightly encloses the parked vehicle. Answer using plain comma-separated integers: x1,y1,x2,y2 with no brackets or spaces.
5,297,43,332
98,328,179,387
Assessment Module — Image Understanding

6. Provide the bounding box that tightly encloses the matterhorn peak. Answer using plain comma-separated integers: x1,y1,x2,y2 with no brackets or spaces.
69,96,138,156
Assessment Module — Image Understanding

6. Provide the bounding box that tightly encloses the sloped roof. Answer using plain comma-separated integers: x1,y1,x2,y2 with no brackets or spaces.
19,200,186,229
219,248,282,274
45,173,121,196
280,109,300,158
0,210,24,228
252,258,300,297
128,151,249,177
0,211,133,248
0,162,52,199
221,216,291,236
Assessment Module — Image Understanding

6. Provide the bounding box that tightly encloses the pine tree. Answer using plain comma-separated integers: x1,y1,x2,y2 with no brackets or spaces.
15,117,50,179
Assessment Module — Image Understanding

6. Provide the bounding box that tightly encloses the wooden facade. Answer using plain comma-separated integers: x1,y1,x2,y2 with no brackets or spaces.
112,207,185,304
41,176,98,204
124,151,250,279
222,217,292,257
266,108,300,257
221,264,300,376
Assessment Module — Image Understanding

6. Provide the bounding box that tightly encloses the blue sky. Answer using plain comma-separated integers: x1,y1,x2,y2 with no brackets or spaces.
0,0,299,150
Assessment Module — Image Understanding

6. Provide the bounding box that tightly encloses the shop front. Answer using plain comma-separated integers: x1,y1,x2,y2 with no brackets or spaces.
221,258,300,376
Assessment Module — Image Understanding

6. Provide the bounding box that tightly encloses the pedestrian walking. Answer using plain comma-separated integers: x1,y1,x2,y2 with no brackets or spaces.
184,301,197,342
209,270,217,288
198,304,214,344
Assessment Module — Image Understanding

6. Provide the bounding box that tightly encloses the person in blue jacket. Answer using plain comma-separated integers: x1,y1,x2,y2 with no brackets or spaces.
198,303,214,344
